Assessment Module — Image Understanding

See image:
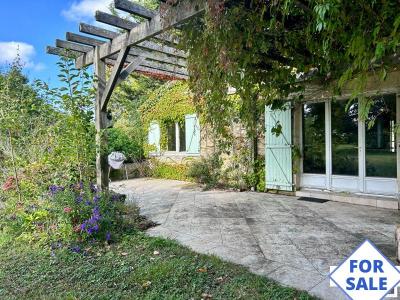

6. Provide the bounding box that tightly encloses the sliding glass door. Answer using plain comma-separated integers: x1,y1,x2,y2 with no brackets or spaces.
365,95,397,178
301,94,398,196
303,103,326,174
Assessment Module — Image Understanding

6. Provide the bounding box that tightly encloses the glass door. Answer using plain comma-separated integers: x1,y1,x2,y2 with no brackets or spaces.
330,100,360,191
331,100,359,176
363,94,397,195
301,102,327,188
301,94,398,196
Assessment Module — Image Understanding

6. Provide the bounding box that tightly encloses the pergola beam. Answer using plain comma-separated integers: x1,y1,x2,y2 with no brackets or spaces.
95,11,179,45
46,46,81,58
48,45,188,76
114,0,156,19
79,23,186,58
129,47,187,67
67,31,187,67
101,45,131,111
117,57,145,85
139,59,188,75
105,59,188,80
110,53,188,75
76,0,205,68
66,32,104,47
136,65,188,79
56,39,92,53
95,11,136,31
80,23,117,40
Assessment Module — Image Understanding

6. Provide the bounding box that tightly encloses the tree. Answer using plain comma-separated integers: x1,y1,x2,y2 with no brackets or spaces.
0,56,50,200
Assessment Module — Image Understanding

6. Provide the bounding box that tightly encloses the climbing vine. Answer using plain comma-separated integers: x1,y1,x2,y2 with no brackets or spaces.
180,0,400,145
139,81,196,148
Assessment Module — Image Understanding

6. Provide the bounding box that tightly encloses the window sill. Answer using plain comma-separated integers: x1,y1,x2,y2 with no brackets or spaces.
149,151,200,157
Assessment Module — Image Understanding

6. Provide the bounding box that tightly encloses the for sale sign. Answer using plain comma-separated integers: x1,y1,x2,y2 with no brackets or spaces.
329,240,400,300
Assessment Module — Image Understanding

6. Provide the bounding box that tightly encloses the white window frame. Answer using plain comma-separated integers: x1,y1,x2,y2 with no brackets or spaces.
164,121,186,154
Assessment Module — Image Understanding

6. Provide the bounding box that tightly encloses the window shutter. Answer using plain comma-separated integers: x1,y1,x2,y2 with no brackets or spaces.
148,121,160,152
265,104,293,191
185,114,200,154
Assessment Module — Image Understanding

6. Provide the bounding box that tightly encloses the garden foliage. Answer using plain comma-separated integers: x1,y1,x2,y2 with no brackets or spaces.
140,81,196,150
1,182,127,245
181,0,400,144
0,57,138,249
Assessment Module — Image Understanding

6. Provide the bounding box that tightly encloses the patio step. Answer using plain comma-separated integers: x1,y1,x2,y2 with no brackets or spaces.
296,189,399,210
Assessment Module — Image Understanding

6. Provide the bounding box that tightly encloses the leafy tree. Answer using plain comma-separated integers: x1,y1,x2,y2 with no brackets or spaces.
0,56,55,200
35,56,96,183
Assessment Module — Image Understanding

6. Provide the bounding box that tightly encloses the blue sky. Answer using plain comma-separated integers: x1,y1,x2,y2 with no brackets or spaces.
0,0,112,87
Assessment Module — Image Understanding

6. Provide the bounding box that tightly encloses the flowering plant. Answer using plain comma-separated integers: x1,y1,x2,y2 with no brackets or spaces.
49,182,125,243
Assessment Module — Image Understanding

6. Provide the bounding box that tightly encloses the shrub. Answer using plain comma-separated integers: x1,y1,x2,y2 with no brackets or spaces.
243,157,265,192
107,128,143,162
187,153,222,188
150,160,190,181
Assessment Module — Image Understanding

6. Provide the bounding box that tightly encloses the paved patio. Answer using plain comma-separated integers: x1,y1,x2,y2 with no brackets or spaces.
111,178,399,300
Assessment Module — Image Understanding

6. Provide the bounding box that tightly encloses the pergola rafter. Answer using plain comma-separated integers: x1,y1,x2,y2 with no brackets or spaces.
46,0,205,190
66,32,187,67
77,23,187,60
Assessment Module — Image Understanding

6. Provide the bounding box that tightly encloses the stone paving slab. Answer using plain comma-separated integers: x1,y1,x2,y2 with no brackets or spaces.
112,178,400,300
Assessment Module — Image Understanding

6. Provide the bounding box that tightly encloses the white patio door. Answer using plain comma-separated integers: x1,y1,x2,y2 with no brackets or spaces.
301,94,399,196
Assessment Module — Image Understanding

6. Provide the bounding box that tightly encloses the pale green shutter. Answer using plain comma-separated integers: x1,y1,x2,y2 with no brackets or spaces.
148,121,160,152
265,104,293,191
185,114,200,154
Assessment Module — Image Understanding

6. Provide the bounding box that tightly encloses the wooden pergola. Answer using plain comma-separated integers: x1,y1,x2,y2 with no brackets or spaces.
47,0,205,190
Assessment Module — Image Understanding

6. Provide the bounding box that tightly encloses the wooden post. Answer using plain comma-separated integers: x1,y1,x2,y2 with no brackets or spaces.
94,46,109,191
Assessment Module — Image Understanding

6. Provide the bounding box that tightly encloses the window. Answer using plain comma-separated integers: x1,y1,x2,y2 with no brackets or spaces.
365,94,397,178
179,122,186,152
166,122,176,151
303,102,326,174
165,122,189,153
149,116,200,155
331,100,359,176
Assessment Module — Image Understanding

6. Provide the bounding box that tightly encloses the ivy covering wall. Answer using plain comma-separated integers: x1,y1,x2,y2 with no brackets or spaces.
139,81,196,149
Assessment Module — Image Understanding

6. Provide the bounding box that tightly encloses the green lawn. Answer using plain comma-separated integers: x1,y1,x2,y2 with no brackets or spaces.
0,233,317,300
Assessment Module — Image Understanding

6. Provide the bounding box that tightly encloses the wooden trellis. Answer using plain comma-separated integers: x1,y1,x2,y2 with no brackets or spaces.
47,0,205,190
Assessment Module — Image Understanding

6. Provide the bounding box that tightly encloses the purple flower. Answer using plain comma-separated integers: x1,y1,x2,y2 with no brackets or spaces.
49,185,64,196
93,195,101,203
111,194,119,201
80,206,102,236
106,232,111,241
76,195,83,203
92,206,100,216
70,245,81,253
85,200,92,206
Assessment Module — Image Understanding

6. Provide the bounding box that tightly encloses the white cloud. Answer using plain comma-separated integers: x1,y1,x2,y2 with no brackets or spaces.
0,41,46,71
62,0,112,22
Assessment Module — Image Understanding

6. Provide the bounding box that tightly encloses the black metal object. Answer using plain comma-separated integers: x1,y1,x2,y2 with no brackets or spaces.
297,197,329,204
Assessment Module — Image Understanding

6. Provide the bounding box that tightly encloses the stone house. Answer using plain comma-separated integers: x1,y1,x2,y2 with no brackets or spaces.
148,71,400,209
